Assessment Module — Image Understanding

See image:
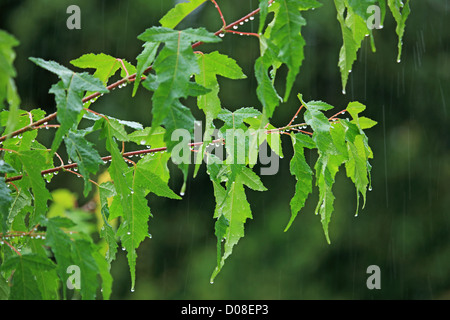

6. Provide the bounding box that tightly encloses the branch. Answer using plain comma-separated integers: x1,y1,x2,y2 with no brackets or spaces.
4,140,224,183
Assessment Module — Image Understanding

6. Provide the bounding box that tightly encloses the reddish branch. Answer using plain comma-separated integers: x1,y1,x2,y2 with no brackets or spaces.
4,140,224,183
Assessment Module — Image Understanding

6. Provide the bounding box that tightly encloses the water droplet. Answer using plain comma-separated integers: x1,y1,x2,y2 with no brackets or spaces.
239,21,244,25
397,59,401,63
249,16,255,20
342,89,346,95
122,247,126,251
68,159,72,164
180,191,185,196
233,25,238,29
210,281,214,284
245,19,249,22
219,33,225,38
127,231,131,235
369,186,373,191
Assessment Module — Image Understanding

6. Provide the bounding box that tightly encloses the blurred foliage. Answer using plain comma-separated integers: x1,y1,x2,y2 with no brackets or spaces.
1,0,449,299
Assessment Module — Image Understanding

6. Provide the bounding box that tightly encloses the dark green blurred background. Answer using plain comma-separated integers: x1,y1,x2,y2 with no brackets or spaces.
1,0,449,299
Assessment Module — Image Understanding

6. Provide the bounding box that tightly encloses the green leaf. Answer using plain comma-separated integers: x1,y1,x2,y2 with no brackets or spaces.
113,166,152,292
314,154,344,244
214,214,229,266
218,107,262,129
102,119,132,218
195,51,246,121
98,182,118,264
128,127,172,183
17,150,51,225
6,188,31,231
135,163,181,200
270,0,308,100
1,254,56,300
237,166,267,192
71,239,99,300
0,177,13,233
159,0,208,29
345,134,370,215
29,240,59,300
64,130,103,196
334,0,369,94
92,248,113,300
29,57,109,93
161,100,196,152
0,274,9,300
138,27,220,44
285,133,314,231
260,0,320,103
138,27,220,131
355,116,377,129
299,95,337,155
30,57,109,152
103,119,176,291
348,0,379,20
258,0,270,34
210,179,252,283
132,42,159,96
49,81,82,152
0,30,20,136
387,0,410,62
70,53,122,85
42,217,76,299
0,30,19,80
0,159,16,174
254,48,282,119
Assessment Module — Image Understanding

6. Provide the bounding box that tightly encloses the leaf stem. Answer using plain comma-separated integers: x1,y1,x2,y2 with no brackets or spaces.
2,240,21,256
211,0,227,30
